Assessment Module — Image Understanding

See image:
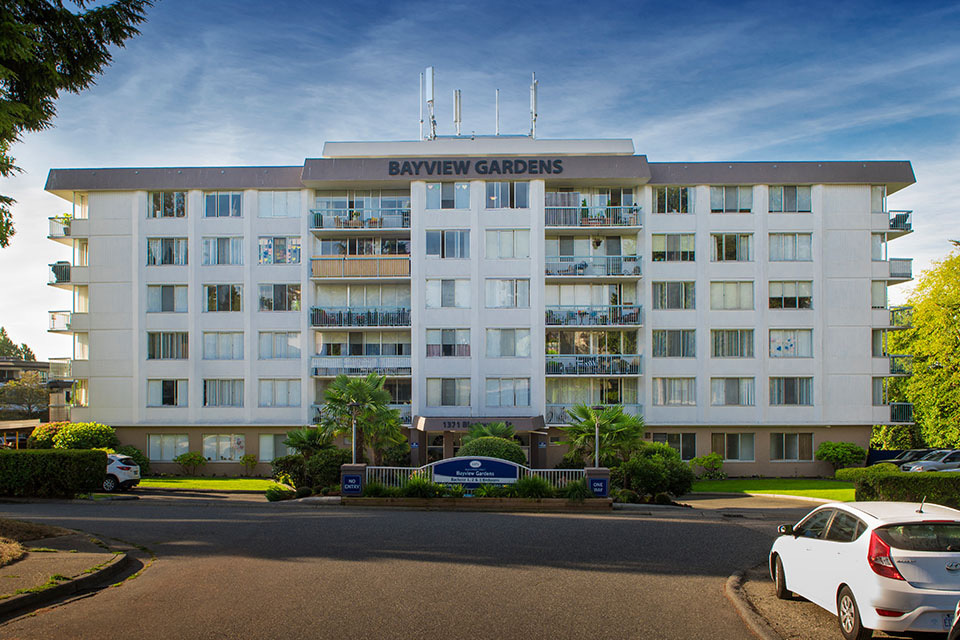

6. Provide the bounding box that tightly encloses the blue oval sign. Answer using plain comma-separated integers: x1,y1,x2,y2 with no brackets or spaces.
433,456,521,486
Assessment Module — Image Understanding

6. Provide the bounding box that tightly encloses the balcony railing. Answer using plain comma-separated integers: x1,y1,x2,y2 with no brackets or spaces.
545,354,642,376
48,358,72,381
889,305,913,328
888,258,913,279
311,256,410,278
49,310,71,332
49,262,71,285
889,355,913,375
311,355,412,377
310,306,411,327
545,403,643,425
545,255,641,277
310,208,411,230
311,402,412,425
890,402,914,424
545,205,642,228
545,305,643,327
887,210,912,232
49,217,71,239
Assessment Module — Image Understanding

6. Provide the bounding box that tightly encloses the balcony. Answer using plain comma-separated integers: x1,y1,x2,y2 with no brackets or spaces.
48,262,72,286
889,354,913,376
888,210,912,233
545,354,642,376
311,256,410,279
545,255,641,278
310,208,411,231
311,355,412,377
48,357,73,381
890,402,914,424
545,403,643,425
311,402,412,425
545,205,642,229
310,306,411,328
48,216,72,243
888,305,913,329
48,310,72,333
888,258,913,281
545,305,642,327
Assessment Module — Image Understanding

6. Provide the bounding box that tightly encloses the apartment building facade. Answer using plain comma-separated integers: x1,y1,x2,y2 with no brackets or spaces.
45,137,916,476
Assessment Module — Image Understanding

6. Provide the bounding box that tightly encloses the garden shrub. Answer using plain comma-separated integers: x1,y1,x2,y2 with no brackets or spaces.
690,452,726,480
614,488,640,504
561,478,593,502
271,454,307,488
295,486,313,499
265,484,296,502
27,422,68,449
51,422,119,450
362,481,390,497
304,448,353,488
442,484,466,498
815,441,867,471
654,492,672,505
455,437,526,465
115,445,150,476
554,453,586,469
473,483,499,497
837,464,960,508
515,475,554,499
240,454,258,476
173,451,206,476
621,443,695,498
380,440,412,467
401,475,443,498
0,449,105,498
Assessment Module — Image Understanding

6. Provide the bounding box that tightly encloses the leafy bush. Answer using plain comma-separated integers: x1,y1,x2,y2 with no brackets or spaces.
473,483,499,497
295,486,313,499
614,488,640,504
51,422,119,450
515,475,555,499
304,448,353,488
27,422,67,449
0,449,105,497
442,484,466,498
654,492,672,505
271,454,307,488
815,441,867,471
554,452,586,469
837,464,960,508
173,451,206,476
282,427,334,460
115,445,150,476
380,440,412,467
455,437,526,465
265,484,296,502
401,475,443,498
690,452,726,480
240,454,258,476
561,478,593,502
362,481,390,497
620,443,695,498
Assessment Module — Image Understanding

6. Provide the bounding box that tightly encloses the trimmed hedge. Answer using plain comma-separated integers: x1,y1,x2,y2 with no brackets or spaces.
0,449,106,498
836,464,960,509
455,437,527,465
305,448,353,488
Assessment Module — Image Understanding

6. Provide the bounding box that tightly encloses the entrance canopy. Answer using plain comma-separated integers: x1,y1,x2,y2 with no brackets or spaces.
414,416,545,432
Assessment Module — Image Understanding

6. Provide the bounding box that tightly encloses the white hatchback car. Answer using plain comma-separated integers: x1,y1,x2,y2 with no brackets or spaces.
104,453,141,492
770,501,960,640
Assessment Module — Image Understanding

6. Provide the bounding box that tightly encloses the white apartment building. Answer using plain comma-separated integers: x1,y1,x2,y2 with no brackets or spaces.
44,137,916,476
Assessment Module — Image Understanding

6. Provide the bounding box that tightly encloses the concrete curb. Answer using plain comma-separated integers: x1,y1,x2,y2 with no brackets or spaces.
137,487,266,494
724,569,784,640
688,491,838,504
0,550,132,621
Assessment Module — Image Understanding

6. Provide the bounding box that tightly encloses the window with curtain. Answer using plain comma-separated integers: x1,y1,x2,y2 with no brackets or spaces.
711,329,754,358
769,281,812,309
871,186,886,213
710,186,753,213
711,433,755,461
871,281,887,309
203,284,242,312
258,434,291,462
710,378,755,406
426,183,470,209
652,234,695,261
710,281,754,310
147,285,188,312
148,191,186,218
258,284,301,311
769,233,813,261
711,234,752,261
486,329,531,358
770,433,814,461
146,380,188,407
425,279,470,308
201,237,243,265
653,186,692,214
258,332,300,359
148,434,189,460
769,329,813,358
485,279,530,308
871,234,886,261
426,329,471,357
485,182,529,208
202,379,244,407
146,332,188,359
258,379,301,407
769,377,813,406
652,329,695,357
426,230,470,258
426,378,471,406
652,433,696,460
652,282,695,310
203,332,244,360
258,237,301,264
204,192,242,217
202,434,246,460
652,378,696,406
768,186,812,213
258,191,300,218
147,238,187,265
485,230,530,259
485,378,531,407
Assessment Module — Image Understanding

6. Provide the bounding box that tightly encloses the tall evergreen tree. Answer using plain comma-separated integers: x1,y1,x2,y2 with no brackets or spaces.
0,326,35,360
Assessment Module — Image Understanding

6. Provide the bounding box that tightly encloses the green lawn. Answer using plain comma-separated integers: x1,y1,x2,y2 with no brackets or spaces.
692,478,855,502
138,477,276,491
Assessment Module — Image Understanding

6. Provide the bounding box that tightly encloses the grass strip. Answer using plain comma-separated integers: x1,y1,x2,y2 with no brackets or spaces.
139,477,275,491
692,478,855,502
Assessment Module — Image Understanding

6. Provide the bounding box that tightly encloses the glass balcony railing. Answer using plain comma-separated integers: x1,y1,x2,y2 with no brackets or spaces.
311,355,412,377
49,310,72,332
890,402,914,423
310,306,411,327
48,262,71,285
49,217,71,239
545,305,643,327
48,357,72,381
889,305,913,328
544,255,641,277
545,205,642,228
888,258,913,279
889,355,913,375
310,208,411,230
545,354,642,376
887,210,912,232
545,403,643,425
310,256,410,278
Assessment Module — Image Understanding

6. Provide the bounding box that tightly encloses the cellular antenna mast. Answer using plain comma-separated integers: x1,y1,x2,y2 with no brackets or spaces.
495,89,500,135
425,66,437,140
453,89,462,136
418,72,424,140
529,72,538,138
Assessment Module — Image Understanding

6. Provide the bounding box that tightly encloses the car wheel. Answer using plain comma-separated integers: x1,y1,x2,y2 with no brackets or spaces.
102,475,118,493
773,556,791,600
837,586,873,640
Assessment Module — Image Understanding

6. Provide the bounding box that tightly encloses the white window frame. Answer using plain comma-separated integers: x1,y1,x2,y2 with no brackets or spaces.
426,378,471,407
768,186,812,213
710,378,756,406
769,377,814,406
711,234,753,262
652,378,696,406
202,433,246,461
486,328,531,358
711,329,754,358
258,331,300,359
148,433,189,461
485,278,530,309
425,279,470,309
769,233,813,262
769,329,813,358
485,377,531,407
147,285,188,313
203,331,244,360
258,379,301,408
485,229,530,259
710,186,753,213
148,191,186,218
651,329,696,358
146,379,188,407
652,281,695,310
202,379,244,407
710,281,754,310
204,191,242,218
770,432,814,461
201,237,243,266
258,236,301,264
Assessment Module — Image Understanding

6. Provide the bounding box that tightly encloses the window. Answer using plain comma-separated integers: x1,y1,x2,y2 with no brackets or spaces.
768,186,812,213
653,186,693,214
201,237,243,266
425,279,470,308
770,377,813,406
710,186,753,213
147,238,187,265
203,379,244,407
710,378,755,406
872,329,887,358
203,332,244,360
147,285,188,313
794,509,835,539
486,182,529,208
426,329,470,357
872,377,887,405
769,329,813,358
258,284,301,311
711,234,752,262
258,191,300,218
486,279,530,308
202,434,245,461
148,191,186,218
485,378,531,407
871,185,886,214
426,182,470,209
770,433,814,461
769,233,812,261
652,234,695,262
710,281,754,310
74,332,89,360
712,433,755,461
258,237,301,264
711,329,754,358
652,282,695,310
258,434,291,462
426,378,470,406
258,379,301,407
147,332,188,360
72,379,88,407
653,433,696,460
871,281,887,309
204,191,242,217
203,284,242,312
148,434,189,461
486,329,531,358
769,281,812,309
652,378,696,406
485,230,530,259
146,379,188,407
259,332,300,359
652,329,695,358
825,512,866,543
426,230,470,258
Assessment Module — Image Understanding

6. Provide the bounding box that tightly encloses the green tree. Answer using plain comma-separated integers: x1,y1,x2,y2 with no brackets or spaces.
888,250,960,448
0,371,47,415
282,426,335,461
558,404,646,466
814,441,867,471
0,326,35,360
0,0,152,247
319,374,404,466
461,421,514,445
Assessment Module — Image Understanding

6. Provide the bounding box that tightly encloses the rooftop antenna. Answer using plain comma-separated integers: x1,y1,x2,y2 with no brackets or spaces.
425,66,437,140
495,89,500,136
418,72,424,140
453,89,462,136
917,496,927,513
529,72,538,138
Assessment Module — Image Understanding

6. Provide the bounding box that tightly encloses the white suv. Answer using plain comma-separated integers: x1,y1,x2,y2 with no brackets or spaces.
104,453,140,492
770,501,960,639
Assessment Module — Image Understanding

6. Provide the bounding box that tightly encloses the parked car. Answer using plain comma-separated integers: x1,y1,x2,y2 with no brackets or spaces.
770,501,960,639
900,449,954,471
949,599,960,640
904,450,960,472
104,453,140,492
870,449,934,467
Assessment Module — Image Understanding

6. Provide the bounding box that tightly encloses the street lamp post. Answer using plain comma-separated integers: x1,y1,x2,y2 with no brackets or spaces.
349,401,360,465
594,421,599,468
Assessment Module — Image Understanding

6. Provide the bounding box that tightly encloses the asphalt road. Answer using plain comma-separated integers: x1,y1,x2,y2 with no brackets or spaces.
0,497,805,640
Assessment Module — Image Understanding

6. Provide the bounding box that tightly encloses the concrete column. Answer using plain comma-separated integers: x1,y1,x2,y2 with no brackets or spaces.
340,463,367,496
584,466,610,497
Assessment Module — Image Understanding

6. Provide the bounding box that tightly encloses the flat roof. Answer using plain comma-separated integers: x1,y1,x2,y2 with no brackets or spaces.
322,137,637,158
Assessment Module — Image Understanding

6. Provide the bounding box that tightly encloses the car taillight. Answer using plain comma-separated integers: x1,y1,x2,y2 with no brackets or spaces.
117,466,131,471
875,609,904,617
868,531,905,581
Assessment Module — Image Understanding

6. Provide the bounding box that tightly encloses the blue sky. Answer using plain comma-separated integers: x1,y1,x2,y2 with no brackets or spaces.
2,0,959,359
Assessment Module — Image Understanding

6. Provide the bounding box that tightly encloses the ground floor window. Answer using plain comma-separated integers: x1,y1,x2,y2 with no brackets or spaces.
148,434,189,461
258,434,291,462
427,433,444,463
712,432,754,461
203,434,245,461
770,432,813,461
652,432,696,460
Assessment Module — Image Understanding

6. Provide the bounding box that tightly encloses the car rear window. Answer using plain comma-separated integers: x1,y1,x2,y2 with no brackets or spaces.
119,458,137,466
876,523,960,552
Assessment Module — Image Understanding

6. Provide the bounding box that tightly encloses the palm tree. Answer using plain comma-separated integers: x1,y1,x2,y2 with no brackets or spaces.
319,373,405,466
461,421,515,445
282,426,335,461
559,404,645,466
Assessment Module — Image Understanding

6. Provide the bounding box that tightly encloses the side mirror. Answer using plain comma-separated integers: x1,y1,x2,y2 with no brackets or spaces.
778,524,795,536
